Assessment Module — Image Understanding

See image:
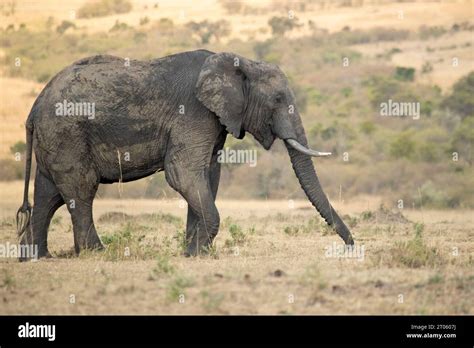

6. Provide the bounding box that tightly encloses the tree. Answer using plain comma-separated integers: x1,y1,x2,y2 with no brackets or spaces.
10,140,26,155
268,16,302,36
443,72,474,119
186,20,231,44
390,131,415,159
451,117,474,165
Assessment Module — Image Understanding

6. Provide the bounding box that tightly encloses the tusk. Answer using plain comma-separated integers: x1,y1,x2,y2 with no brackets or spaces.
285,139,332,157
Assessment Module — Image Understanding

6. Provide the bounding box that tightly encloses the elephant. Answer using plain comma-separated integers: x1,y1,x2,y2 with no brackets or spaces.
16,49,354,259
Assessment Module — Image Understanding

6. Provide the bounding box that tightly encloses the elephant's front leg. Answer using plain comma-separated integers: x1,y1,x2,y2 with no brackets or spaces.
166,163,220,256
182,174,220,256
185,158,221,250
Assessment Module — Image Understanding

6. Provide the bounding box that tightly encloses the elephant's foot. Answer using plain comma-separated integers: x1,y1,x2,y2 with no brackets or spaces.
18,246,51,262
184,236,214,257
75,235,104,255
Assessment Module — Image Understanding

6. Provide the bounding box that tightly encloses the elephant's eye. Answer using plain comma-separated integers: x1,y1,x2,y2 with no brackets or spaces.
274,95,283,103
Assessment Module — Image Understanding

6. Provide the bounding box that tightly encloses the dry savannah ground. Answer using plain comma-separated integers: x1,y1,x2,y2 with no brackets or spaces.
0,182,473,314
0,0,473,315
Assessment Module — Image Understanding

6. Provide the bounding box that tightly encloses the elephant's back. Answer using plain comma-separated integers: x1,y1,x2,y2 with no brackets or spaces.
29,50,214,182
29,50,214,129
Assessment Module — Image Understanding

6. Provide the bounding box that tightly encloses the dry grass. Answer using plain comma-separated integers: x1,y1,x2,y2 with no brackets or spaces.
2,0,472,38
0,187,472,314
0,77,42,158
351,30,474,90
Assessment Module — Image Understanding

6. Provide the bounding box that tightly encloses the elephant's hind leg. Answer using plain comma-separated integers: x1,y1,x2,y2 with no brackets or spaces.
53,166,103,255
20,169,64,260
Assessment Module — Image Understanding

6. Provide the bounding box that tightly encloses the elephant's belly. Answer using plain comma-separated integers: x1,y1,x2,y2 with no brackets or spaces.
92,140,166,184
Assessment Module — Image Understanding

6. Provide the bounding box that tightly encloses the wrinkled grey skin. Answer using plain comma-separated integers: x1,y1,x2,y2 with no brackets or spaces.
17,49,354,260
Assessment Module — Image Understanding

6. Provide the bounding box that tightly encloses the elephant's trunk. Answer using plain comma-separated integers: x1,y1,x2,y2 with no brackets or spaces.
279,112,354,245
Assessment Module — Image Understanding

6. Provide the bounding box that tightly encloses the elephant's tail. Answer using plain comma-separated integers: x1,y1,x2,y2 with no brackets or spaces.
16,122,34,238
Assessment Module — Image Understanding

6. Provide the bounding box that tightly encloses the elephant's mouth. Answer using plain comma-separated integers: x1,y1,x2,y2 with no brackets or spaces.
284,138,332,158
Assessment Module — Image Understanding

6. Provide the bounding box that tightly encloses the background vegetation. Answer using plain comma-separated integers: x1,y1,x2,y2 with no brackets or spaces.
0,0,473,209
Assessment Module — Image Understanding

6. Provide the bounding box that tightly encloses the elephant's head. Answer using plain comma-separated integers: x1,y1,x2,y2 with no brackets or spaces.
196,52,354,244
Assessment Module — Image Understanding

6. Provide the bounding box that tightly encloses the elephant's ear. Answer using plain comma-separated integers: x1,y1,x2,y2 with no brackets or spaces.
195,52,248,139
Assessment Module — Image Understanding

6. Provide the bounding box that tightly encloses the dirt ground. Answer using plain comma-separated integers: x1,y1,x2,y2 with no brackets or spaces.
0,182,472,314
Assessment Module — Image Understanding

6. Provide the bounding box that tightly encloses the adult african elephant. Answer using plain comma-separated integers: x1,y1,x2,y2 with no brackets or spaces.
17,49,354,259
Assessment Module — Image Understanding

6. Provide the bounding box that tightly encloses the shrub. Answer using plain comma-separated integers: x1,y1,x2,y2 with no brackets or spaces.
268,16,302,36
225,223,246,247
394,67,415,82
166,276,194,302
366,76,410,108
419,25,447,40
9,140,26,155
389,132,416,159
56,20,76,34
359,121,376,135
390,223,443,268
284,226,300,236
360,210,374,221
110,20,130,32
443,72,474,119
186,20,231,44
151,254,175,276
421,62,433,74
77,0,132,19
100,222,156,261
451,117,474,165
173,229,187,253
139,17,149,26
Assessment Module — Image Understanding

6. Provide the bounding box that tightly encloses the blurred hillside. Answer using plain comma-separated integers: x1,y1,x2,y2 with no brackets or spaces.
0,0,473,208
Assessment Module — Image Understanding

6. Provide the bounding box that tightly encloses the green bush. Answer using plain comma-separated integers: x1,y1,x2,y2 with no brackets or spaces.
390,223,444,268
268,16,302,36
101,222,156,261
225,224,246,247
366,76,412,108
394,67,415,82
443,72,474,119
451,117,474,165
10,141,26,155
389,131,416,159
186,20,231,44
359,121,376,135
151,254,175,276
